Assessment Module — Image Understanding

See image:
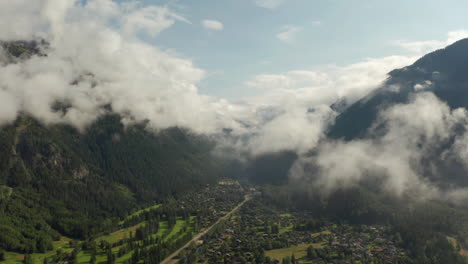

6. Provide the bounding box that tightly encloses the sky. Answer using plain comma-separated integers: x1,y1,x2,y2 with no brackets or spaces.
129,0,468,100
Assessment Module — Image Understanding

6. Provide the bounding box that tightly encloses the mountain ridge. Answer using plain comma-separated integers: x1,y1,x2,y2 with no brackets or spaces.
328,38,468,140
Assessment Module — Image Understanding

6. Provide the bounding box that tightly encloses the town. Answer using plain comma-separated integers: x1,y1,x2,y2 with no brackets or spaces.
170,195,409,264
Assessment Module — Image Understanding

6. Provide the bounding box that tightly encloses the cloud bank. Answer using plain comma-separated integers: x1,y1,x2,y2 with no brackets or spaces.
0,0,243,134
290,92,468,202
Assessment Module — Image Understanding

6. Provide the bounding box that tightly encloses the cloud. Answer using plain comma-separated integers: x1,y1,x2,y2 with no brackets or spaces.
0,0,241,134
289,92,468,202
246,55,418,107
202,19,224,31
0,0,48,41
393,30,468,54
254,0,284,9
276,25,302,43
121,5,190,37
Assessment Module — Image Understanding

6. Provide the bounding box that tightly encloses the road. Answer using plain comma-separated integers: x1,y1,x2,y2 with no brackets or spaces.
160,195,252,264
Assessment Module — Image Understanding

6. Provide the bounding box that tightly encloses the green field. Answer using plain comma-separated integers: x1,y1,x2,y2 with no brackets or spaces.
311,230,332,237
118,204,162,225
97,223,145,244
265,243,324,263
3,215,196,264
3,237,73,264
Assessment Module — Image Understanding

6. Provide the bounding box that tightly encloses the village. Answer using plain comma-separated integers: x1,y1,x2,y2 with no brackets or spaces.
174,198,409,264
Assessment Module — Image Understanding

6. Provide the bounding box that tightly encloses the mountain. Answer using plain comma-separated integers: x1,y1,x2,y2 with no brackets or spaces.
0,114,221,253
328,38,468,140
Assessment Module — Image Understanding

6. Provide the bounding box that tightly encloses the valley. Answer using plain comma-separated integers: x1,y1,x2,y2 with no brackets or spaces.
2,3,468,264
5,180,467,264
3,181,246,264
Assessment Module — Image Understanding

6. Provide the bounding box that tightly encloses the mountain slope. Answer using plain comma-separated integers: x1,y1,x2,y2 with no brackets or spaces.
0,115,220,253
329,38,468,140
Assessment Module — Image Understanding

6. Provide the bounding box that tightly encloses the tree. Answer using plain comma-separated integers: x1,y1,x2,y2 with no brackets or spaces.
307,246,316,259
23,255,34,264
0,250,5,261
107,248,115,264
90,252,97,264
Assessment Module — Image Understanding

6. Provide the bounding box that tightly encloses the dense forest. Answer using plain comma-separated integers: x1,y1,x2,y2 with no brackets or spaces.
0,114,221,253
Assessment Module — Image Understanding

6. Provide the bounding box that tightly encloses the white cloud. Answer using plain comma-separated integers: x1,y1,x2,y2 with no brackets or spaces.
291,92,468,201
276,25,302,43
0,0,240,134
254,0,284,9
0,0,47,40
202,19,224,31
246,55,418,107
393,30,468,54
121,5,190,37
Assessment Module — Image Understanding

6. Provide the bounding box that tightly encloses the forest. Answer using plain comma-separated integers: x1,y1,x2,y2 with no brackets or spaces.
0,114,221,254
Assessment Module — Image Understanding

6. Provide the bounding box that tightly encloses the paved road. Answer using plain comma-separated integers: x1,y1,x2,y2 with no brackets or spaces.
160,195,252,264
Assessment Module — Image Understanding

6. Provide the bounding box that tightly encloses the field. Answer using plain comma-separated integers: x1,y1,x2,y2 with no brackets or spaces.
311,230,332,237
118,204,162,225
3,237,73,264
265,243,325,262
3,211,194,264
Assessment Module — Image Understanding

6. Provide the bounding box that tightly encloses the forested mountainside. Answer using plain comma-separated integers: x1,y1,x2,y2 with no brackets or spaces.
329,38,468,140
0,41,223,253
0,114,221,253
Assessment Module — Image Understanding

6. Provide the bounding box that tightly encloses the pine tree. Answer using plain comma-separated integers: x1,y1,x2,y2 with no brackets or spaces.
23,255,34,264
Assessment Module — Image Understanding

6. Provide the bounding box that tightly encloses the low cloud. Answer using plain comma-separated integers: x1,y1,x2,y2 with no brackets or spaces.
246,55,418,108
290,92,468,202
202,19,224,31
0,0,240,134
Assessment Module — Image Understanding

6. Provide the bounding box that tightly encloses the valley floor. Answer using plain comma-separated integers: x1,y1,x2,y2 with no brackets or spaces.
4,182,468,264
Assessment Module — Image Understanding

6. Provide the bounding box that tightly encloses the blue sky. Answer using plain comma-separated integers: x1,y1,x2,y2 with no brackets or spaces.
128,0,468,99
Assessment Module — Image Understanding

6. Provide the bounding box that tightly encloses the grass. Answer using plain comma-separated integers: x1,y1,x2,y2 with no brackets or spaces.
97,223,145,244
279,223,294,234
4,216,193,264
312,230,332,237
3,236,73,264
163,219,187,242
155,221,169,238
265,243,324,262
76,251,92,263
119,204,162,225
